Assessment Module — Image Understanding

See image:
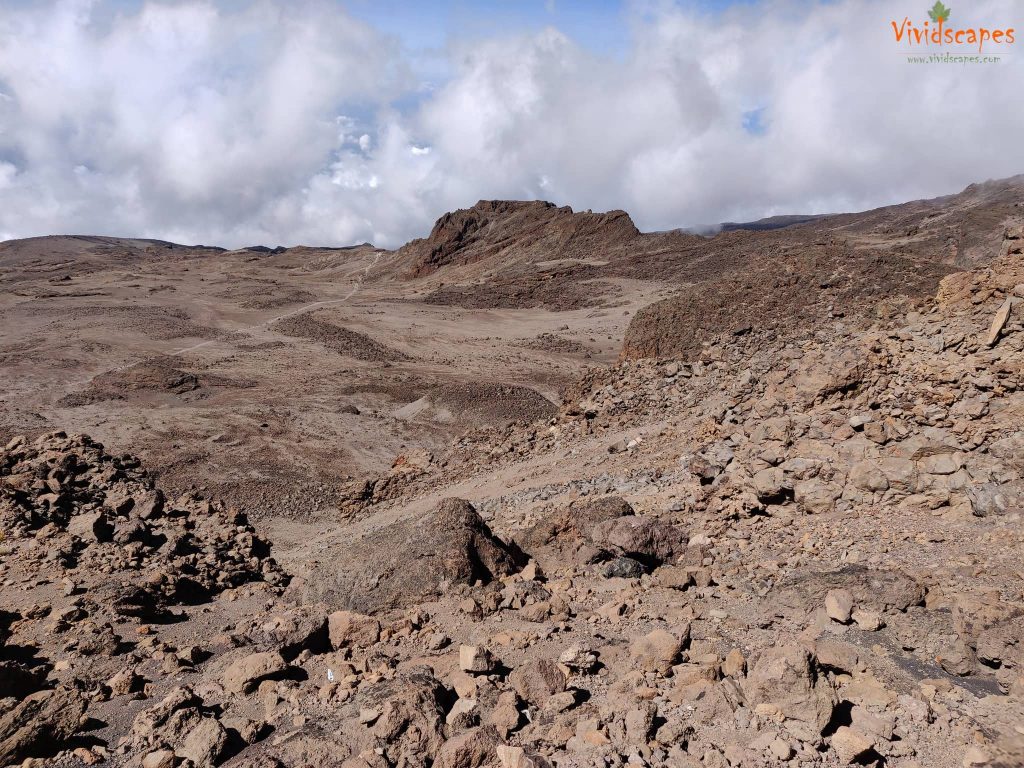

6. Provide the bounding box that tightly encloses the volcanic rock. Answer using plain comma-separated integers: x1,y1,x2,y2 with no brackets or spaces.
298,498,523,613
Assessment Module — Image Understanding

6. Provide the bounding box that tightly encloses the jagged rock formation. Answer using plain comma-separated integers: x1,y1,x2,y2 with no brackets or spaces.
395,200,643,279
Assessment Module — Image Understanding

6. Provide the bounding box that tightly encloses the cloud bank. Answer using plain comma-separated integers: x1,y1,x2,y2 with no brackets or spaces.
0,0,1022,248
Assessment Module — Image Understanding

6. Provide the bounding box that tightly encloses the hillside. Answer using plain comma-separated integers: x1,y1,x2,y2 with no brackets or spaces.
0,178,1023,768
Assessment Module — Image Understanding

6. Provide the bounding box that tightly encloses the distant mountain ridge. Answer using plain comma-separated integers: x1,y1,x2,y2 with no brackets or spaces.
3,175,1022,359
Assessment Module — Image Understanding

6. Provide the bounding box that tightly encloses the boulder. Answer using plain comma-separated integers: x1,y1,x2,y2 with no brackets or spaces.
590,515,687,567
0,687,86,764
459,645,496,675
624,701,657,744
131,687,202,744
328,610,381,650
223,651,288,694
751,467,787,502
984,297,1013,347
142,750,176,768
517,495,634,555
298,499,523,613
794,480,842,514
361,668,448,764
497,745,552,768
825,589,855,623
178,718,228,767
722,649,747,678
248,605,330,659
602,556,646,578
67,510,114,542
966,482,1022,517
744,646,837,742
772,565,924,616
830,726,875,764
848,462,889,493
558,646,598,673
630,628,685,674
509,659,566,706
434,725,503,768
877,457,918,492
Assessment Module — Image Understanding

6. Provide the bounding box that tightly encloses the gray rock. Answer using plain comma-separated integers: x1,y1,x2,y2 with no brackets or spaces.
602,556,646,578
967,482,1022,517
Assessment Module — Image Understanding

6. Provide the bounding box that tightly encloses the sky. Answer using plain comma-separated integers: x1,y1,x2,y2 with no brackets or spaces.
0,0,1021,248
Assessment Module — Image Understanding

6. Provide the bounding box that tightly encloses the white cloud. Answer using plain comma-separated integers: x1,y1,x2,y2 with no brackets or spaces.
0,0,1021,248
0,161,16,188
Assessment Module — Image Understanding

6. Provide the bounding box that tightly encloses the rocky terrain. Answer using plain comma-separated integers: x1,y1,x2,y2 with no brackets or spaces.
1,179,1023,768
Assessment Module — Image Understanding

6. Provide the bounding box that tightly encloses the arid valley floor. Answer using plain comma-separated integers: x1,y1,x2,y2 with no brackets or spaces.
1,177,1023,768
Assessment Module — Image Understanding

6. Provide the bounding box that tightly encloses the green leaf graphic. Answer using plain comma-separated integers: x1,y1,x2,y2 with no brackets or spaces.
928,1,951,23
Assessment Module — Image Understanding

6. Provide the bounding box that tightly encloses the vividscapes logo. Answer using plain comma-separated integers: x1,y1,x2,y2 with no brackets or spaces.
892,2,1015,53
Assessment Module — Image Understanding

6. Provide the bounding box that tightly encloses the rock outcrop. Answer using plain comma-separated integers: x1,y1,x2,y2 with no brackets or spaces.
297,498,524,613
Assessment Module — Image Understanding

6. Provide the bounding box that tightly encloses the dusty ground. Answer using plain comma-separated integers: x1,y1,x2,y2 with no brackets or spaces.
0,237,670,522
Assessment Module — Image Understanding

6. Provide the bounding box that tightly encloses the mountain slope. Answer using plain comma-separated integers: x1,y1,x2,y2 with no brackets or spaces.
375,177,1024,320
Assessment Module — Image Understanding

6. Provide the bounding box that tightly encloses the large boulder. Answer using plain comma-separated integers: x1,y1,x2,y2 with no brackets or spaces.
222,651,289,694
360,668,450,766
744,645,837,742
630,628,685,674
517,495,634,553
0,686,86,764
508,659,567,706
435,725,504,768
177,718,228,768
241,604,330,660
589,515,687,567
328,610,381,650
516,495,685,570
298,498,523,614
